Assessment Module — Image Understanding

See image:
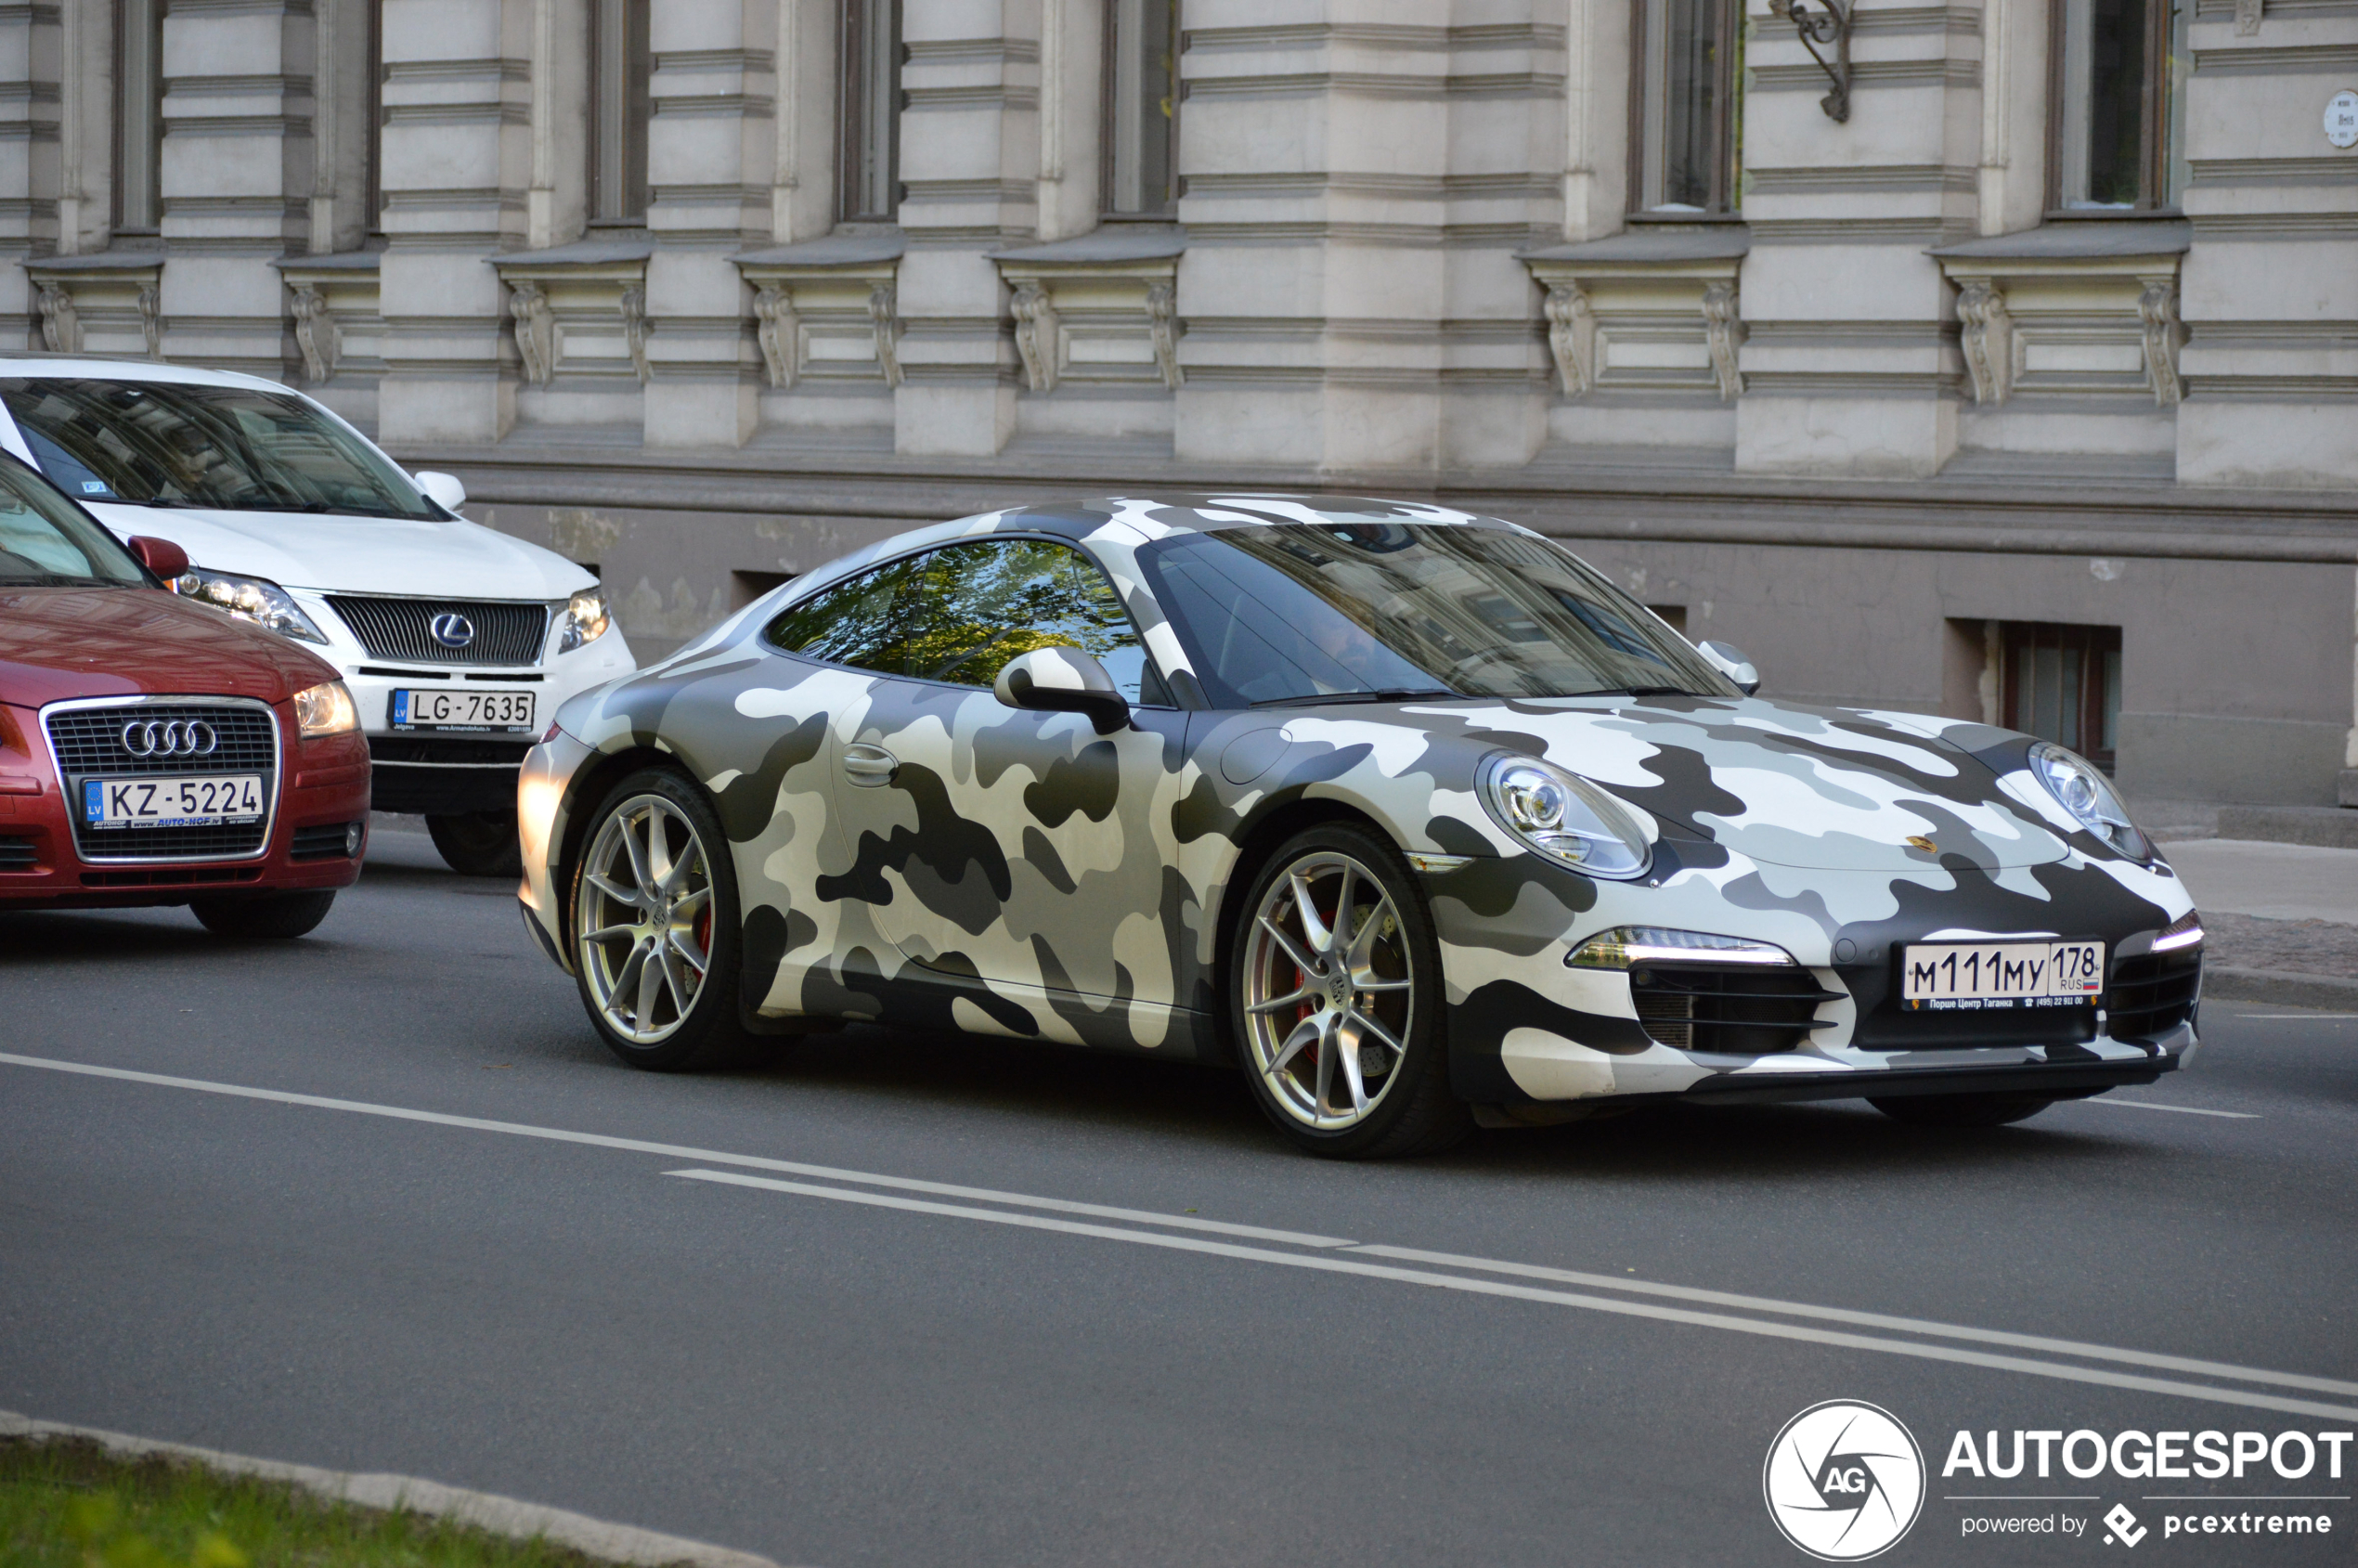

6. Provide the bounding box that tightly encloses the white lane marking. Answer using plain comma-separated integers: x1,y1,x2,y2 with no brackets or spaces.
0,1052,1354,1250
1344,1245,2358,1397
2234,1015,2358,1021
663,1170,2358,1424
9,1050,2353,1416
2077,1098,2260,1120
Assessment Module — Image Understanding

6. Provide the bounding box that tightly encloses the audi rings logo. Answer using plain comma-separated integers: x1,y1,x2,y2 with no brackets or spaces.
430,612,476,648
121,719,220,758
1764,1401,1925,1561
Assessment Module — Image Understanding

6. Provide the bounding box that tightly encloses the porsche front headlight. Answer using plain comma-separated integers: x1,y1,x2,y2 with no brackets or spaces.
1478,755,1652,879
558,587,610,653
2029,741,2151,862
175,566,330,644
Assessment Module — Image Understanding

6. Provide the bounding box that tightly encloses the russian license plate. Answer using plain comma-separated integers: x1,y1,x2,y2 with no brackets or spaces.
392,689,537,732
1901,940,2105,1010
83,774,265,829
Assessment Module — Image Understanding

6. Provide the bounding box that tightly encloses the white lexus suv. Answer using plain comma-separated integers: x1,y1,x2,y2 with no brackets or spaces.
0,358,636,875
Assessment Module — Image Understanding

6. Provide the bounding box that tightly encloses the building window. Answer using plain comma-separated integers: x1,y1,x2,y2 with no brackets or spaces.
1631,0,1741,214
2000,622,2122,771
366,0,385,231
2050,0,2187,209
1103,0,1179,216
113,0,165,233
839,0,901,223
590,0,653,224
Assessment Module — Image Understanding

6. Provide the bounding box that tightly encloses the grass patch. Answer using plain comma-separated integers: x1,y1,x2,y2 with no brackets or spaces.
0,1439,620,1568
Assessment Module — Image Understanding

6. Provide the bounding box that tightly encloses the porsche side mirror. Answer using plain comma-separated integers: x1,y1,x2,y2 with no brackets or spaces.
1697,639,1760,695
993,646,1131,734
412,470,467,512
125,535,188,584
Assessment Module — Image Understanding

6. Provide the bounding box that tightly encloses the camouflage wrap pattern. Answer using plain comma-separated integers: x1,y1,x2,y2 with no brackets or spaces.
517,497,2197,1106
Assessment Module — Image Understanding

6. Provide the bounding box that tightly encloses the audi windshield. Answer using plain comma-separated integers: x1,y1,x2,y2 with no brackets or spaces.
1137,521,1736,706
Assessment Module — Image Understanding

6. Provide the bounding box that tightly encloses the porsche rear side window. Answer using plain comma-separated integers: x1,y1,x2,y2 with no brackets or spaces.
1139,523,1734,706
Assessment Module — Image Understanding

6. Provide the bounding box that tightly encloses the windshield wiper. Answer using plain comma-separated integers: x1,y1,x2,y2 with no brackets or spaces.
0,573,129,588
1252,687,1462,707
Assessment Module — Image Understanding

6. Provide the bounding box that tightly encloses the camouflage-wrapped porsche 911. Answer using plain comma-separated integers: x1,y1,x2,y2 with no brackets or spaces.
515,495,2203,1158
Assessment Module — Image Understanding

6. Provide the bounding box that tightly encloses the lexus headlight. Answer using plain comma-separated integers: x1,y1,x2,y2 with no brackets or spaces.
558,587,610,653
294,680,358,738
2029,742,2151,862
1478,755,1652,879
174,566,330,645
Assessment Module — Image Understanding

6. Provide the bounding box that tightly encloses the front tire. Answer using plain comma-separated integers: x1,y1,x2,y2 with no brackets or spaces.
1229,823,1471,1159
1871,1093,2054,1128
570,769,746,1071
427,810,524,878
191,890,336,940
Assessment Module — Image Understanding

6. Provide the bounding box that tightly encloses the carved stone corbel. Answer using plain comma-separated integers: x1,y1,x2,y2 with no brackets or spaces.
868,281,903,388
34,281,81,354
510,279,555,385
2139,280,2183,407
290,283,341,382
619,284,651,382
1543,282,1594,396
753,283,797,389
1956,280,2012,405
1011,281,1059,393
1145,280,1183,391
1702,280,1745,401
136,283,162,359
2235,0,2262,34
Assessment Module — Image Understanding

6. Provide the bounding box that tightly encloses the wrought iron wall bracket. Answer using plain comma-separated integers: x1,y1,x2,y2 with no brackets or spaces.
1768,0,1855,123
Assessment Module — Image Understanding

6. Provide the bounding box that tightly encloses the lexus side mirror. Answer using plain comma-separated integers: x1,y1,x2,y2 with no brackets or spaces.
125,535,188,584
993,646,1131,734
1697,639,1760,695
412,470,467,512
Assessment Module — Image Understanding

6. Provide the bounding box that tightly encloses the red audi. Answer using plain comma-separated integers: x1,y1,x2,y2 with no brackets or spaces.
0,453,369,936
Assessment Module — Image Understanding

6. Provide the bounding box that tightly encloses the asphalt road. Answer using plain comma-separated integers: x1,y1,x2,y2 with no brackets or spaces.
6,823,2356,1567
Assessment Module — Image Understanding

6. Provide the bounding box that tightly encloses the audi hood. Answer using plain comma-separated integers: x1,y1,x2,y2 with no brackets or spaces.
80,501,594,602
0,586,342,709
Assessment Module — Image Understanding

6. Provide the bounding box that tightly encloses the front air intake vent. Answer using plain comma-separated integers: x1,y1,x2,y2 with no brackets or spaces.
1629,963,1840,1055
325,597,549,667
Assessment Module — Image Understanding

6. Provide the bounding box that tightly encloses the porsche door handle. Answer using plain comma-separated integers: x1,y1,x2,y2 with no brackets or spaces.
843,742,899,787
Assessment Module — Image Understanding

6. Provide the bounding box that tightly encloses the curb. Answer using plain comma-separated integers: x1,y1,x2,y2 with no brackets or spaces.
0,1410,790,1568
2203,966,2358,1011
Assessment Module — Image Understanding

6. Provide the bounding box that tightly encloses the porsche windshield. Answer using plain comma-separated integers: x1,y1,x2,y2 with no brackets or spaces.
0,377,441,521
1139,521,1736,706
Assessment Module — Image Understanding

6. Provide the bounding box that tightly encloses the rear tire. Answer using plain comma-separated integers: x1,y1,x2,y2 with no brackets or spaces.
191,890,337,940
428,810,524,878
1871,1093,2054,1128
1228,823,1471,1160
570,769,748,1072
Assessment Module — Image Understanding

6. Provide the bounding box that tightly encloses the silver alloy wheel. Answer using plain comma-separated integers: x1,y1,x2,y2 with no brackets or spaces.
577,793,715,1045
1239,850,1416,1129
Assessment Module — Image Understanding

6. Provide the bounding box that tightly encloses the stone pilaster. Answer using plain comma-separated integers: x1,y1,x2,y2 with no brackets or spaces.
0,1,60,325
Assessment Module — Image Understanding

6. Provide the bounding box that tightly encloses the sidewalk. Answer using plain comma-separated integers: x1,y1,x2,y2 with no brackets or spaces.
2157,838,2358,1009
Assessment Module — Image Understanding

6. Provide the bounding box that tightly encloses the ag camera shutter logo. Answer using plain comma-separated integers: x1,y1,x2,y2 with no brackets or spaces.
1764,1400,1926,1561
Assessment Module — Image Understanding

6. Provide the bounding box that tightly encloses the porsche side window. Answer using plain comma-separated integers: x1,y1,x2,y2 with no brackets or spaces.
761,558,918,673
880,539,1155,702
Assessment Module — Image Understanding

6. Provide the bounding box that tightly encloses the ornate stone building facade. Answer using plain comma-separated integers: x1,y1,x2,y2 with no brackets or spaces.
3,0,2354,804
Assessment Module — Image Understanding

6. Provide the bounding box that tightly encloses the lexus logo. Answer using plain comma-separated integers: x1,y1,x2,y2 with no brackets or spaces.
122,719,219,758
430,612,476,649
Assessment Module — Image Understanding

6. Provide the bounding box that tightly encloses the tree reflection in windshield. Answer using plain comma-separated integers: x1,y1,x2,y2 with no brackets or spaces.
1140,520,1736,706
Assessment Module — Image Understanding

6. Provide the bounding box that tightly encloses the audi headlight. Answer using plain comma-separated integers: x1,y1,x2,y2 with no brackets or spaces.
2029,741,2151,861
1478,755,1652,879
175,566,330,645
294,680,358,738
558,587,610,653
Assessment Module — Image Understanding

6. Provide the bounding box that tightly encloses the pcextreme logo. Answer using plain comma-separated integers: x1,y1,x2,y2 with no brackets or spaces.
1765,1400,1928,1561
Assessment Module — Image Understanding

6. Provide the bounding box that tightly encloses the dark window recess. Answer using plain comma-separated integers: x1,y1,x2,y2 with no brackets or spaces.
731,569,794,611
2108,948,2200,1042
1630,0,1743,214
1647,603,1689,636
292,822,360,861
839,0,903,222
590,0,654,223
1999,621,2121,771
1629,963,1839,1055
0,835,36,871
1104,0,1182,216
2051,0,2186,209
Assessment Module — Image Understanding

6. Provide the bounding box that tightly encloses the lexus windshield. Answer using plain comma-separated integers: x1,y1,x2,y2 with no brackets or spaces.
0,377,442,521
1139,520,1737,706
